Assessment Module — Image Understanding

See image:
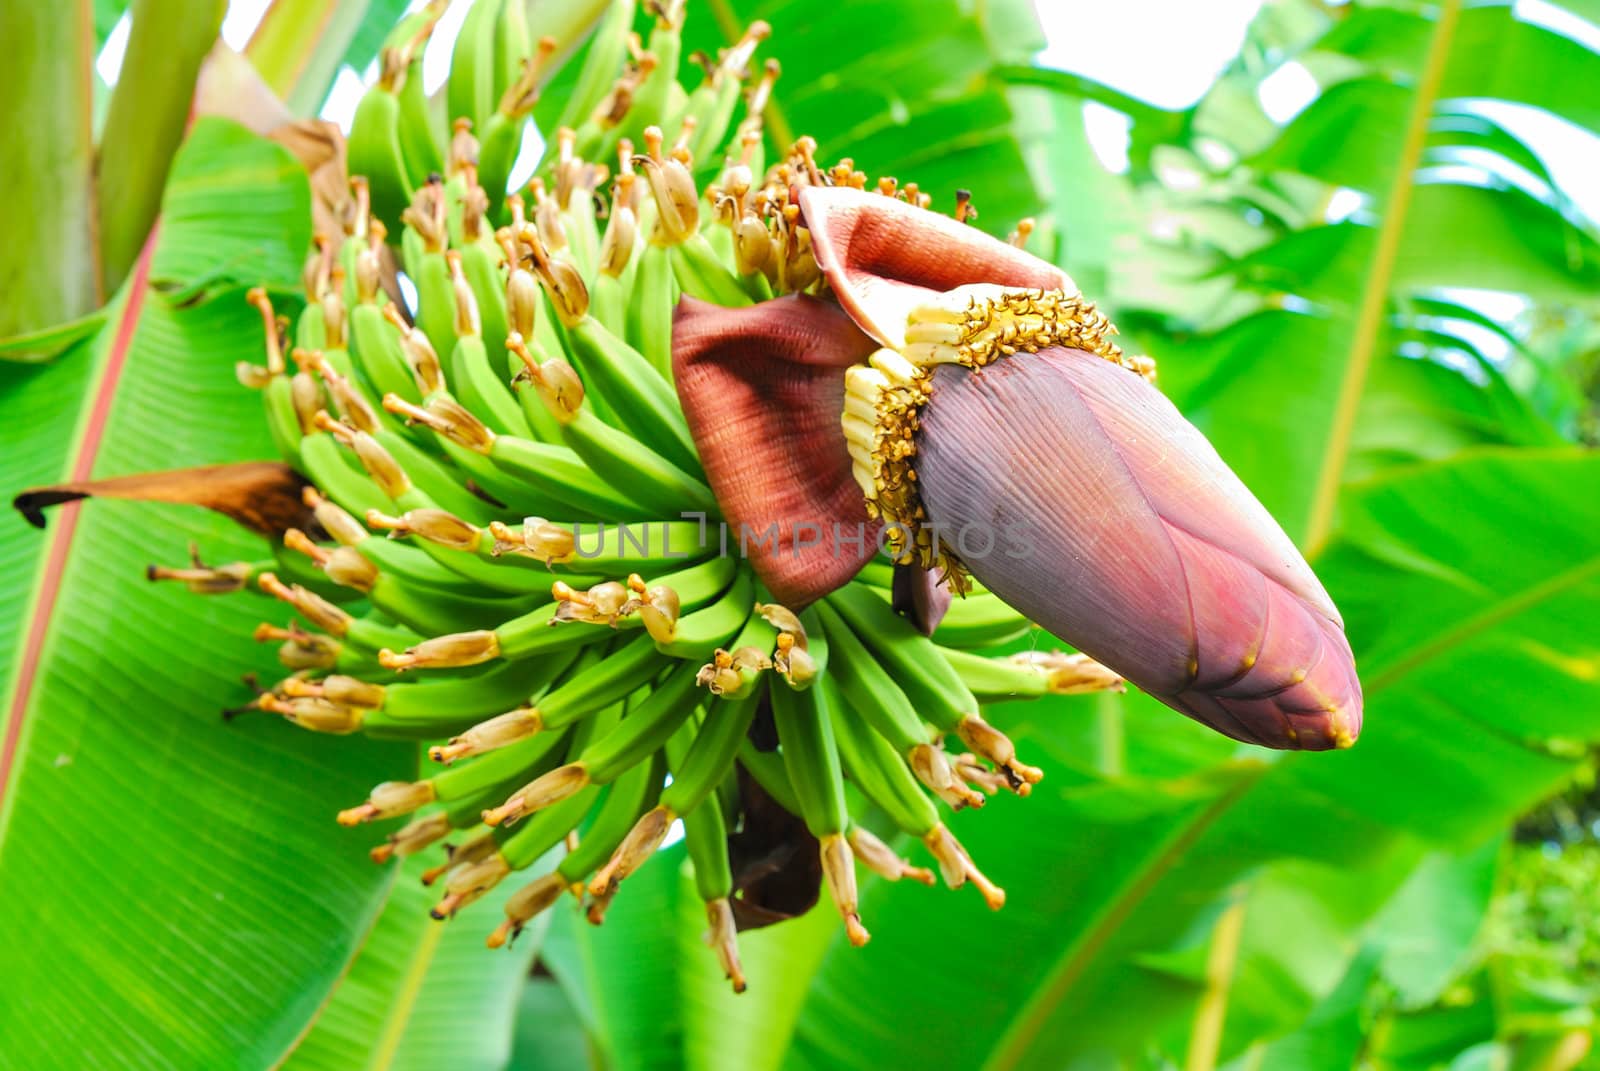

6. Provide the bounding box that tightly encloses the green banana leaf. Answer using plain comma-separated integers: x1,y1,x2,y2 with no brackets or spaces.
0,118,412,1069
283,854,549,1071
677,0,1048,231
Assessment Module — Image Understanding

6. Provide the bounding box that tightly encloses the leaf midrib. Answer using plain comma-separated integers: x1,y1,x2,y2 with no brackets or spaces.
980,766,1267,1071
0,232,158,842
366,918,447,1071
1300,0,1464,555
1366,552,1600,693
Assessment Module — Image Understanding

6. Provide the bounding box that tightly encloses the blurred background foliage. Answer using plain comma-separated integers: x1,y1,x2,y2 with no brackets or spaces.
0,0,1597,1068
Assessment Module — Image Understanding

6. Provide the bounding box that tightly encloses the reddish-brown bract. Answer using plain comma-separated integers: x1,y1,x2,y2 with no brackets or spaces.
800,185,1072,347
672,294,881,606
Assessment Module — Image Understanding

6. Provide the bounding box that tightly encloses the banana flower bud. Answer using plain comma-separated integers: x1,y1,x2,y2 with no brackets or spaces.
671,186,1362,751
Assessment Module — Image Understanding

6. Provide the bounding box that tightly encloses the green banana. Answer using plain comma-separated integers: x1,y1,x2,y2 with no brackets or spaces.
449,0,504,135
488,518,711,574
626,238,676,380
385,1,448,186
654,569,753,661
573,660,703,783
430,632,668,762
367,503,602,596
379,554,737,670
445,252,531,436
297,427,395,518
931,592,1033,649
669,233,752,307
684,20,768,164
554,0,635,134
826,583,1041,791
617,0,683,145
244,289,304,468
565,309,699,471
663,691,758,817
814,600,981,810
769,679,869,945
820,676,939,837
360,648,582,732
500,782,601,868
559,750,664,883
347,52,415,229
507,335,715,517
681,780,732,903
489,749,666,946
457,230,512,379
494,0,532,108
480,662,702,827
349,299,423,405
738,739,801,815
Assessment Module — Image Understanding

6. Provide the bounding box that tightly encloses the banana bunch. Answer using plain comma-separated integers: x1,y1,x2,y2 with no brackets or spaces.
173,0,1128,992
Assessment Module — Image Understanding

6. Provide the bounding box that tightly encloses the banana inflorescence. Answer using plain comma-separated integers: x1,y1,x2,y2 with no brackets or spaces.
179,0,1130,992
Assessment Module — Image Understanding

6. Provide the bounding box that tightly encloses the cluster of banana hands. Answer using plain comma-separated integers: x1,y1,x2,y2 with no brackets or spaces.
142,0,1135,992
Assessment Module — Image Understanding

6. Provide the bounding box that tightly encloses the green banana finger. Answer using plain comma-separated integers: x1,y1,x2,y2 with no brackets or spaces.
481,663,702,827
500,782,601,868
669,233,753,307
380,554,737,670
490,518,711,575
348,60,415,229
939,645,1125,704
931,591,1032,648
681,782,732,903
814,600,981,810
624,241,675,380
447,256,531,437
449,0,504,135
770,679,870,945
618,0,683,143
827,583,1041,790
558,750,664,883
579,660,703,783
812,601,931,759
738,738,800,815
431,717,580,805
458,238,511,379
821,676,939,837
494,0,532,109
769,676,847,840
361,648,582,730
654,570,753,660
485,429,650,518
349,299,423,406
430,631,668,763
554,0,635,134
565,316,699,470
384,1,447,186
298,429,394,517
554,403,715,518
489,749,665,946
660,690,759,817
396,52,444,187
368,502,603,597
685,21,768,164
380,391,575,516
